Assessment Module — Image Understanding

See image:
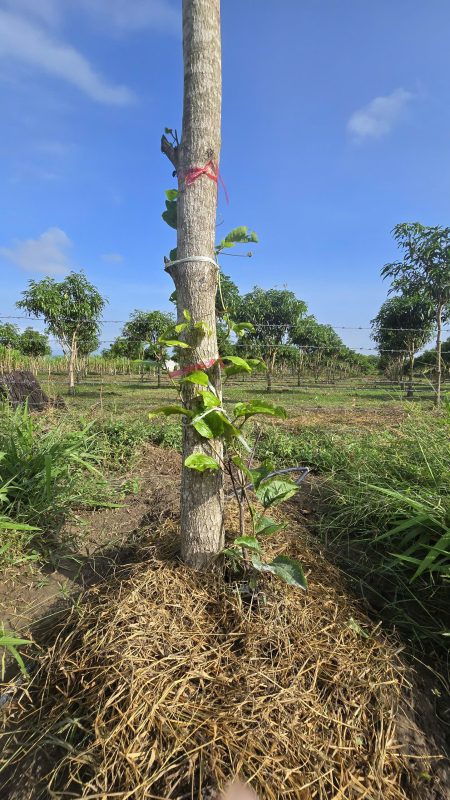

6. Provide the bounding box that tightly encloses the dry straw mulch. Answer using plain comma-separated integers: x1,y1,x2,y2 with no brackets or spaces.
1,521,411,800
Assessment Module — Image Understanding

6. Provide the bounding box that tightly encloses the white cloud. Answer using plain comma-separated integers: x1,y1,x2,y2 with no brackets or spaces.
0,10,135,105
347,88,414,140
101,252,124,264
2,0,61,28
0,227,73,274
77,0,179,35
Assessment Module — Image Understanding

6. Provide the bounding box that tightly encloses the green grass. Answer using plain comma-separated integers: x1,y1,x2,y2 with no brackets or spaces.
0,404,118,566
256,407,450,656
2,372,449,663
41,372,440,422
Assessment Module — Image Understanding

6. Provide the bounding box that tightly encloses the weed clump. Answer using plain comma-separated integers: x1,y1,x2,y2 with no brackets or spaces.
256,409,450,655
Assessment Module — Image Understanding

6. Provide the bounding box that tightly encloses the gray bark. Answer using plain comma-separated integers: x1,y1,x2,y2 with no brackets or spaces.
68,334,76,396
165,0,224,567
406,349,414,399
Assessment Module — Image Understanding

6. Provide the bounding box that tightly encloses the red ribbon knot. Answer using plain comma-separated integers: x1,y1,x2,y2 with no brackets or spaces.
183,160,229,203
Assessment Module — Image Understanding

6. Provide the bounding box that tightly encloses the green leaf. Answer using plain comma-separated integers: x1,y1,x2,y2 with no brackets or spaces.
149,405,193,419
234,401,287,420
4,645,29,677
0,634,31,647
175,322,188,334
198,389,221,408
183,308,191,322
192,417,215,438
0,516,39,531
162,198,177,230
159,339,190,349
184,454,220,472
231,321,255,337
233,536,261,552
191,409,239,441
247,358,266,370
266,555,308,590
165,189,178,201
217,227,259,251
255,477,298,508
193,321,212,335
224,364,251,379
182,370,209,386
222,355,252,372
254,515,287,537
222,547,244,565
249,462,274,490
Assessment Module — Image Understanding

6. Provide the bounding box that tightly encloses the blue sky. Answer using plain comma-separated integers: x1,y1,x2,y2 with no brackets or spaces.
1,0,450,353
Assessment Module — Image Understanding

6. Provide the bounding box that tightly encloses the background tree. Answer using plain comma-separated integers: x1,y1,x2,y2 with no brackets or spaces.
0,323,20,350
161,0,224,567
103,336,141,360
216,271,240,318
371,295,434,397
291,316,344,384
382,223,450,405
18,328,51,358
235,287,307,391
122,310,175,386
415,336,450,379
17,271,106,395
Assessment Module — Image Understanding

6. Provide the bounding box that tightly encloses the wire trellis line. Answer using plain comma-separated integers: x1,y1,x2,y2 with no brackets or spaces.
1,314,450,335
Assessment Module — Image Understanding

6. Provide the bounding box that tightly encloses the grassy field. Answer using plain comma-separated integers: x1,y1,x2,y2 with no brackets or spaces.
43,371,442,420
1,372,449,798
1,373,448,659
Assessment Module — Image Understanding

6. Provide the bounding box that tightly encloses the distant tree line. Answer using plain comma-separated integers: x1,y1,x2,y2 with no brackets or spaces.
0,323,50,358
9,221,450,400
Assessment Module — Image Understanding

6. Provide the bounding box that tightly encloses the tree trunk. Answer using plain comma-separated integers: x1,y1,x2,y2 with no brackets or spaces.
406,350,414,399
165,0,224,568
68,335,77,395
266,351,276,392
157,363,161,388
435,304,443,407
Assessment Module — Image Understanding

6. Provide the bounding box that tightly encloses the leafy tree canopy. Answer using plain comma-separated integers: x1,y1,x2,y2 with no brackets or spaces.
16,271,106,354
19,328,51,358
291,315,344,355
371,294,434,356
0,323,20,349
382,223,450,319
235,288,307,350
103,336,141,360
122,310,175,365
